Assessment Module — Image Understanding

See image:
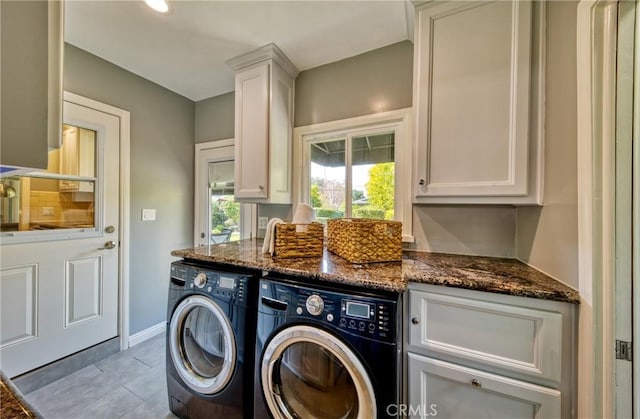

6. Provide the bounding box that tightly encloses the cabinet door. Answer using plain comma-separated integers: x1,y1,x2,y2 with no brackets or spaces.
234,64,269,200
59,126,96,192
413,1,532,200
407,353,561,419
408,289,563,383
0,1,63,171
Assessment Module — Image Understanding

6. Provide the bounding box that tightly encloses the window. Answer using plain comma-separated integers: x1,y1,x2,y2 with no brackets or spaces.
0,124,98,235
194,140,256,246
208,160,239,243
295,109,413,241
309,131,395,223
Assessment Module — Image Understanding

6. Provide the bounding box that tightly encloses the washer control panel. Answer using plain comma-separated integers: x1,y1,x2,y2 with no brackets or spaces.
274,283,397,343
171,262,249,304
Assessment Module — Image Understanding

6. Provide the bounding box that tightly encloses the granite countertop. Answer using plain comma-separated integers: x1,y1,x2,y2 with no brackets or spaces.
1,374,38,418
172,239,580,304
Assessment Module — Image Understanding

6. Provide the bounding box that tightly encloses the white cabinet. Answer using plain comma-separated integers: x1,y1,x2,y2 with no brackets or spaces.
412,0,544,204
0,0,63,172
407,284,576,419
227,44,298,203
59,126,95,192
408,354,561,419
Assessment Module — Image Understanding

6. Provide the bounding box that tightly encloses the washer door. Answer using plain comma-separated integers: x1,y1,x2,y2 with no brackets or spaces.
261,325,376,419
169,295,236,395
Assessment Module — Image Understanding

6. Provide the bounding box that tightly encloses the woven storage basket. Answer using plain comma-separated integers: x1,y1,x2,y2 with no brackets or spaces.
327,218,402,263
274,222,324,258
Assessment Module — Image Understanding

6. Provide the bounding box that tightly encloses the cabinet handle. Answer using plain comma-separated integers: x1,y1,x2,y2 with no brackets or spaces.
471,379,482,388
418,179,425,186
411,317,420,325
258,185,264,191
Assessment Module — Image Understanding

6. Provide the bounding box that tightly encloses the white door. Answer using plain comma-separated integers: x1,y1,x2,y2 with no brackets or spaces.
0,100,120,377
194,140,256,247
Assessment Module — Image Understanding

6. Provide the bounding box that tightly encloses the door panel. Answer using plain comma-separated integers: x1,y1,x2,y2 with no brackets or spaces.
0,265,37,347
65,256,102,326
0,100,120,377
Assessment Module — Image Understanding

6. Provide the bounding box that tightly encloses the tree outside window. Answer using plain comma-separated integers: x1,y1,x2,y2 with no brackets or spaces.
309,132,395,223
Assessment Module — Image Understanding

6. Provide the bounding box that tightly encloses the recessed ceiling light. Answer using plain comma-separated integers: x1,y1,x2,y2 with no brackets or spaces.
145,0,169,13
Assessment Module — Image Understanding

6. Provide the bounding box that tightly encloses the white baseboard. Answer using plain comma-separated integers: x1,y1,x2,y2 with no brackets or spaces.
128,321,166,348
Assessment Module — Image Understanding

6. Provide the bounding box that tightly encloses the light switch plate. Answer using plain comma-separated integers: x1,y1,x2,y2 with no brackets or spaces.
258,216,269,229
142,208,156,221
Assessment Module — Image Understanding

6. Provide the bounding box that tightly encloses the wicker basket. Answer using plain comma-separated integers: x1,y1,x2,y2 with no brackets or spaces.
274,223,324,258
327,218,402,263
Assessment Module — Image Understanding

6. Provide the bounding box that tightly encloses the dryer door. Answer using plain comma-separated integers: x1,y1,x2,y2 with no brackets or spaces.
169,295,236,395
261,325,376,419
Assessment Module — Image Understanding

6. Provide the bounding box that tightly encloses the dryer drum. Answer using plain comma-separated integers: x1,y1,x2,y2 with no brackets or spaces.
261,325,376,419
169,295,237,395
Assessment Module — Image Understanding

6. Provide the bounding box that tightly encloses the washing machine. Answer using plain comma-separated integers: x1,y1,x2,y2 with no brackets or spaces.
254,275,402,419
167,261,258,418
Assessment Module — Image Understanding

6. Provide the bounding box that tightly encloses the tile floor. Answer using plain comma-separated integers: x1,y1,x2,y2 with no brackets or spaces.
23,334,178,419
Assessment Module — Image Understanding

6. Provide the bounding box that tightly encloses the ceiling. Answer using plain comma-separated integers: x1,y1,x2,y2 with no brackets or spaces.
65,1,413,102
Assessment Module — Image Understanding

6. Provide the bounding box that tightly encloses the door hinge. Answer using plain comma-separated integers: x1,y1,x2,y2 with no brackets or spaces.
616,340,633,361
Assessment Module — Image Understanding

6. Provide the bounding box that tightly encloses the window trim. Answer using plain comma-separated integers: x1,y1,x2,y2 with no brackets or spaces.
293,108,414,242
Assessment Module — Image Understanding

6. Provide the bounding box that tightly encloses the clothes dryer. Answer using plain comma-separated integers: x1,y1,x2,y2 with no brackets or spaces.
254,276,401,418
167,261,257,418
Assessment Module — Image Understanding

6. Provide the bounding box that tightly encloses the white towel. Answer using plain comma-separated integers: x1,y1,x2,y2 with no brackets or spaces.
261,217,284,255
291,203,315,224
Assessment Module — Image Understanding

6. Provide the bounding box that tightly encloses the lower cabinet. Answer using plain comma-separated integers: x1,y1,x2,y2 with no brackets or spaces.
406,284,576,419
408,353,561,419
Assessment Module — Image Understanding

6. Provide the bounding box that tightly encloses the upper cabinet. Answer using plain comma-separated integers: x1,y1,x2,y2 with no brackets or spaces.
227,44,299,203
1,0,64,174
59,125,95,193
412,0,544,205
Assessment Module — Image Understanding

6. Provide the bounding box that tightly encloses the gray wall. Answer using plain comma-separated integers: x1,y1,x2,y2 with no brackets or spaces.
516,1,579,289
64,44,195,335
412,206,516,258
294,41,414,127
195,92,234,143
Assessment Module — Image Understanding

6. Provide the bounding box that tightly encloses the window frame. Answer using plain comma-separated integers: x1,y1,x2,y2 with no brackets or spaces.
293,108,414,242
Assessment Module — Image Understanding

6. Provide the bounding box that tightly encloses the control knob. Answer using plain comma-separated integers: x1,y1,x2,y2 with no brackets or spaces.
194,272,207,288
305,295,324,316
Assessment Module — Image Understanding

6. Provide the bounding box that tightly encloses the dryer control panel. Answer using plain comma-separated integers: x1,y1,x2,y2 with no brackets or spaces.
170,262,250,305
261,278,398,344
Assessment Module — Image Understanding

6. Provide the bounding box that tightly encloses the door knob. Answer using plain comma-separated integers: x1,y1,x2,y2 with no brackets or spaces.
98,240,117,250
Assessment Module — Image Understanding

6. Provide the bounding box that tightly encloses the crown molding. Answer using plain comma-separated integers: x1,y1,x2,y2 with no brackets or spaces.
225,43,299,78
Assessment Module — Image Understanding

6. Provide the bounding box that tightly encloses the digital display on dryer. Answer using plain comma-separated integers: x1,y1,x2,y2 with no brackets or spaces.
219,276,235,289
346,301,370,319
